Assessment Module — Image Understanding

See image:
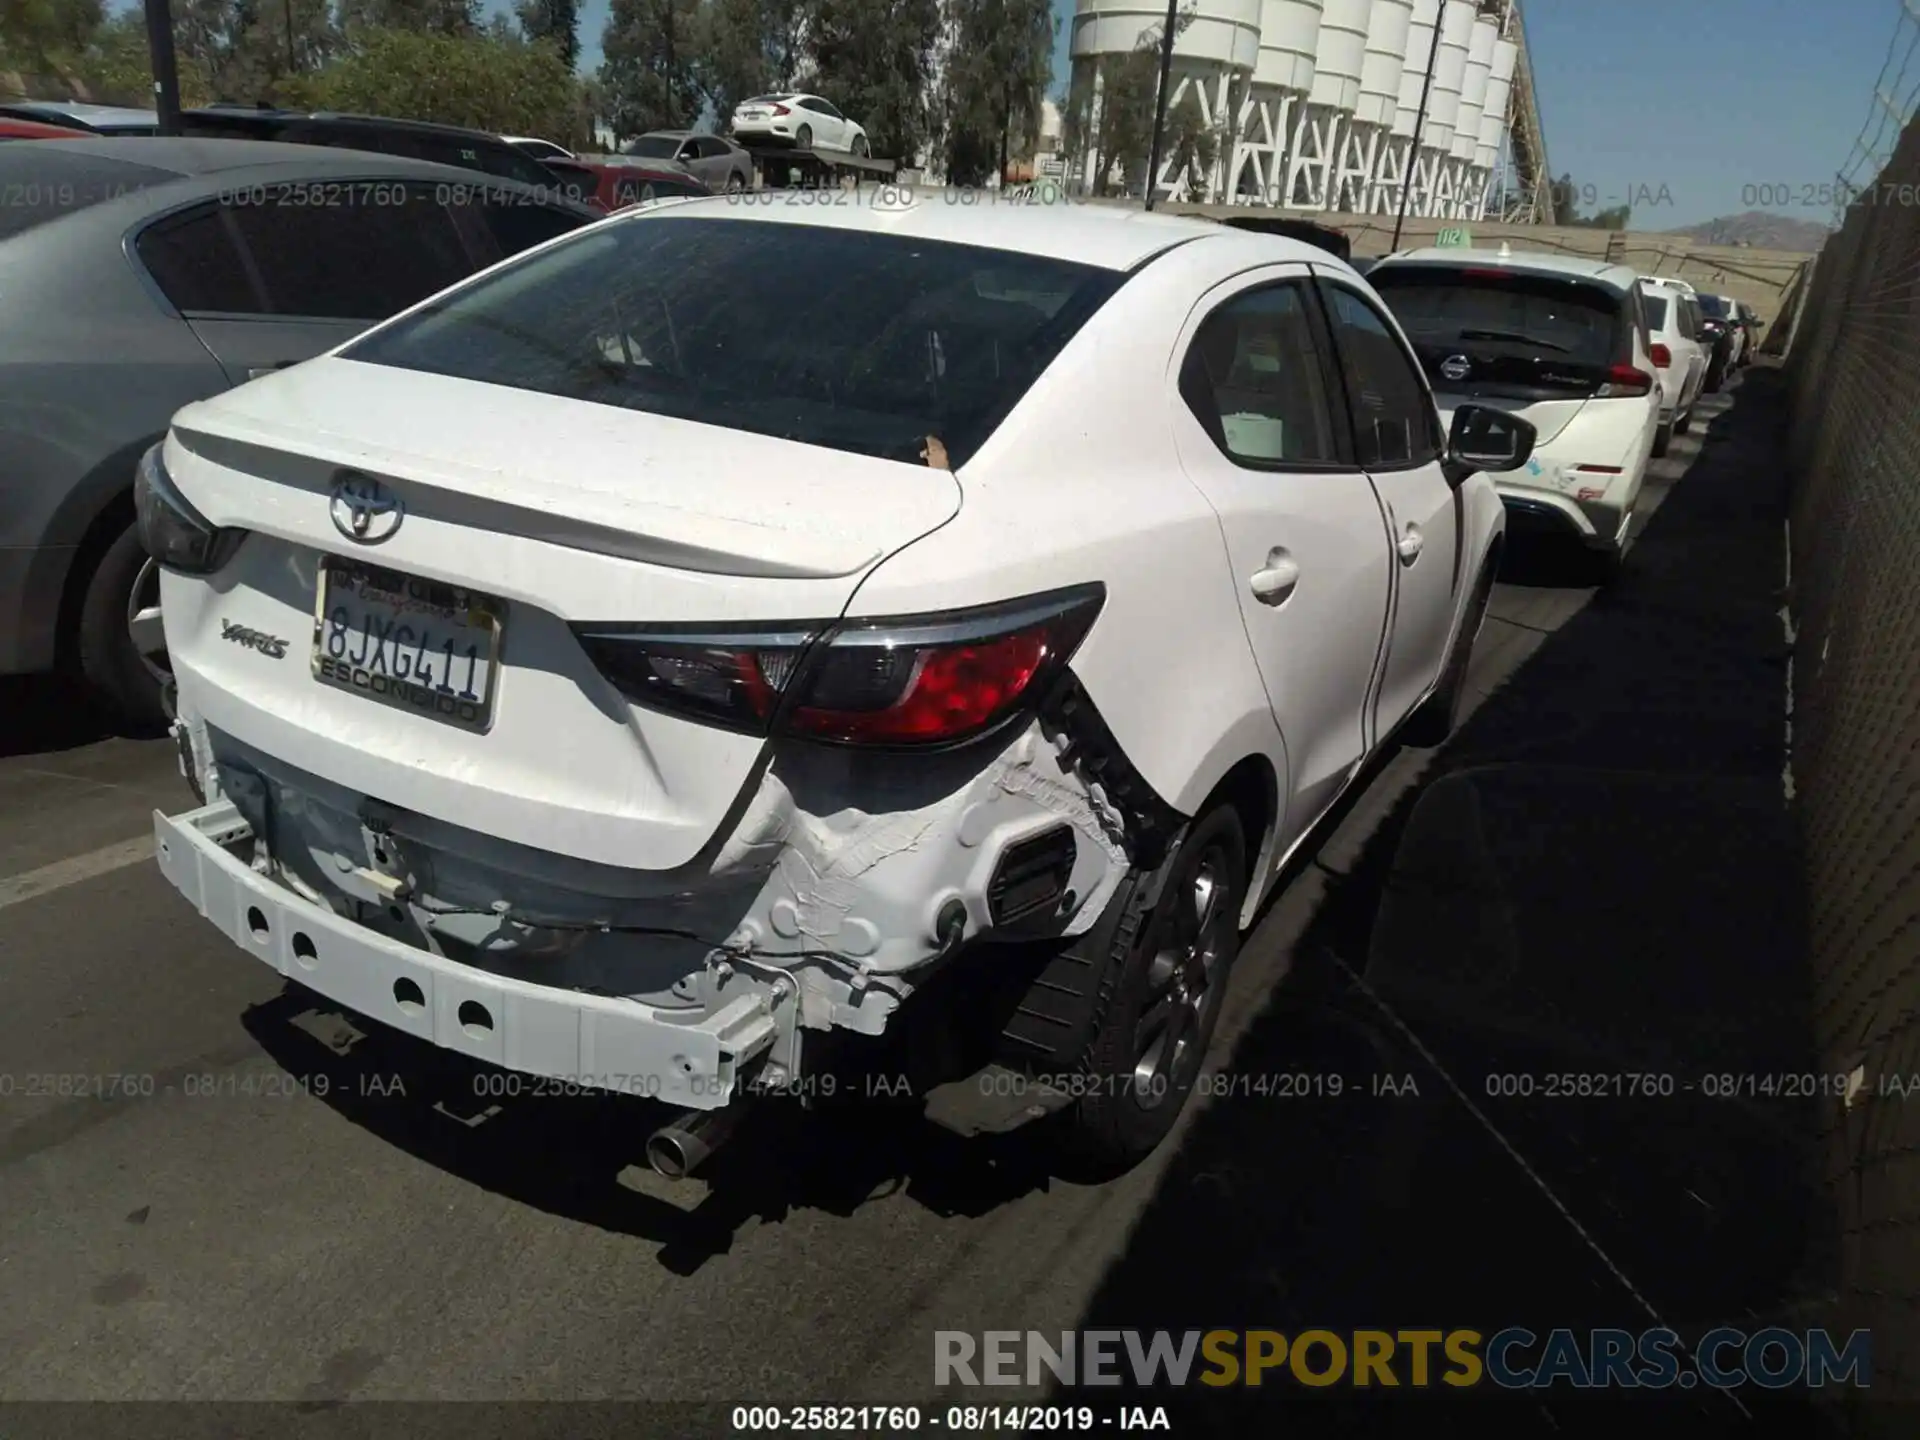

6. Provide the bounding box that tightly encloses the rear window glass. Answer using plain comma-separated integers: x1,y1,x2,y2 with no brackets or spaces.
1696,294,1729,317
1641,292,1669,328
0,148,171,240
1369,268,1625,365
624,136,682,158
343,215,1126,468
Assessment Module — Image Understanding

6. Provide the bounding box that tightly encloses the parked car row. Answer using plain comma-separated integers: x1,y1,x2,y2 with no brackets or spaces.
1363,245,1757,580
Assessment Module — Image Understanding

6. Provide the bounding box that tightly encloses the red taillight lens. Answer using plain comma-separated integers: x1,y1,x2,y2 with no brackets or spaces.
1649,343,1672,368
573,587,1105,748
1596,365,1653,398
770,104,790,116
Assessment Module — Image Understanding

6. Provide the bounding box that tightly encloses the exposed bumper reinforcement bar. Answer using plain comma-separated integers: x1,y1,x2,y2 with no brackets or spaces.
153,799,777,1110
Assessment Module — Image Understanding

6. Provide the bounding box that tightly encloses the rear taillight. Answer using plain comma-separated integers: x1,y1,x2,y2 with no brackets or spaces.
1596,365,1653,398
770,104,790,116
1649,343,1672,368
574,586,1105,748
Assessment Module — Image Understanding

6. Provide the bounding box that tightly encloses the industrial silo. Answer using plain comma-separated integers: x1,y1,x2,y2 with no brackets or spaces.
1231,1,1323,204
1473,23,1519,219
1287,0,1370,209
1348,0,1414,212
1423,0,1474,163
1449,10,1499,217
1069,0,1262,201
1388,0,1438,216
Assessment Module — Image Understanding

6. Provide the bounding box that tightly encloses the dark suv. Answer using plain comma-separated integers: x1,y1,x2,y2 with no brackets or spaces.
176,108,565,194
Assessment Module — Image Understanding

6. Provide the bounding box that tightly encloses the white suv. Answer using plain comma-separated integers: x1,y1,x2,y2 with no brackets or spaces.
1368,247,1663,575
141,200,1531,1175
1637,276,1709,445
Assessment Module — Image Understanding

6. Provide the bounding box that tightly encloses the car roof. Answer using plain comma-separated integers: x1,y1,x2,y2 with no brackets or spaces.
612,193,1315,272
1371,246,1641,294
3,99,158,127
1639,274,1695,292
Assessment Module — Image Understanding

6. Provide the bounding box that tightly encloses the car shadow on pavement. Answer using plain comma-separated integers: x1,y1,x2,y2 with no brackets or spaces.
0,674,127,759
1048,368,1842,1436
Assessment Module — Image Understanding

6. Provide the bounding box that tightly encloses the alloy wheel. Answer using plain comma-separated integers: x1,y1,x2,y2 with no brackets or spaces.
1130,846,1232,1109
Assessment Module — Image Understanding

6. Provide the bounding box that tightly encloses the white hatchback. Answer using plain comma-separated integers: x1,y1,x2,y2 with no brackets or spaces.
1369,247,1664,574
142,199,1531,1175
1638,276,1709,442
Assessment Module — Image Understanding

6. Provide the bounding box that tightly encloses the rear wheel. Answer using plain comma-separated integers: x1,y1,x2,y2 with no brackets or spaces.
1652,420,1673,458
1675,409,1693,436
794,124,813,151
74,523,169,730
1064,804,1248,1174
853,134,870,158
726,170,746,193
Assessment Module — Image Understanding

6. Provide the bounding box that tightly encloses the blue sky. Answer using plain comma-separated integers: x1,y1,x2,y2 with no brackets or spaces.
537,0,1898,227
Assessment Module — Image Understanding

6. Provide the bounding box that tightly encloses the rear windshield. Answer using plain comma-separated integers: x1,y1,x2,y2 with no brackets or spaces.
624,135,682,158
1696,293,1729,318
1369,267,1629,395
0,147,172,240
343,215,1126,468
741,95,790,106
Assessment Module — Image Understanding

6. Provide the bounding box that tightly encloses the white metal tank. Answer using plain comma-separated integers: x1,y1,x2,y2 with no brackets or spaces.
1070,0,1262,72
1451,13,1498,161
1421,0,1474,154
1391,0,1438,140
1356,0,1415,128
1256,0,1324,93
1475,34,1519,170
1307,0,1370,113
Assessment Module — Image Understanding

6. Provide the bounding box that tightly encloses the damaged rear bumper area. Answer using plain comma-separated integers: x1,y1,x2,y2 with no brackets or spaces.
155,699,1151,1110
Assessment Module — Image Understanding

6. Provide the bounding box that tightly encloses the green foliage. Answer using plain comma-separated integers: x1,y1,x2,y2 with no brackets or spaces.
307,26,580,139
0,0,104,72
938,0,1054,185
803,0,939,161
693,0,802,124
598,0,701,140
337,0,479,38
514,0,578,72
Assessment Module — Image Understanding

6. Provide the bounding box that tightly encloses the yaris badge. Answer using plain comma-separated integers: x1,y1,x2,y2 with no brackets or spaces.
1439,354,1473,382
330,473,403,544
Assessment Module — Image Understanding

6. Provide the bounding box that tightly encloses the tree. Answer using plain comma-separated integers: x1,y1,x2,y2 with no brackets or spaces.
336,0,478,38
938,0,1054,185
515,0,578,72
598,0,701,139
803,0,939,162
304,26,580,138
0,0,104,76
171,0,338,103
693,0,803,126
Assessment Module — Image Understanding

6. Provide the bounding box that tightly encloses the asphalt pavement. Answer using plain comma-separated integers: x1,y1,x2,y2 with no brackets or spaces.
0,373,1824,1438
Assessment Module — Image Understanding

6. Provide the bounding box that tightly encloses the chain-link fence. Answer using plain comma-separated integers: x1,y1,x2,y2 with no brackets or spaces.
1784,90,1920,1416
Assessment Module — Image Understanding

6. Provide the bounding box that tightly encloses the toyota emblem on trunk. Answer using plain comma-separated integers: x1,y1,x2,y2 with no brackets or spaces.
1439,354,1473,382
330,473,402,544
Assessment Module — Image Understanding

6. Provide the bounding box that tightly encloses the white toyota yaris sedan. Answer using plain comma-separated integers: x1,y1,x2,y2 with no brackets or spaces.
141,196,1532,1174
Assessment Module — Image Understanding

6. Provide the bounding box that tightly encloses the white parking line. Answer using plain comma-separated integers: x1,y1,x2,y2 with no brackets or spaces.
0,836,157,913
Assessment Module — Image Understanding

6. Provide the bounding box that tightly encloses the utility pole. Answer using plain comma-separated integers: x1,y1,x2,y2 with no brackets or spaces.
286,0,297,74
143,0,183,135
1390,4,1445,252
1142,0,1178,211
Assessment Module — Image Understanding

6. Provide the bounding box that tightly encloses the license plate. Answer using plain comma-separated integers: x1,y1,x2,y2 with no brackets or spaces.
312,559,506,733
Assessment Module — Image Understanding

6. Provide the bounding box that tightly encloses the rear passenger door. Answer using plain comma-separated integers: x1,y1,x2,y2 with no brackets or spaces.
1170,266,1395,846
133,184,481,386
1316,273,1461,740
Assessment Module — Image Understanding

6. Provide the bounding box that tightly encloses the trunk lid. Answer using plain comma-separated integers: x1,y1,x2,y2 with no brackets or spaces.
160,358,962,872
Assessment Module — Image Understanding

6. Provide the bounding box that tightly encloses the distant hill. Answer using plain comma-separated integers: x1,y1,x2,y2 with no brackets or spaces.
1661,212,1833,252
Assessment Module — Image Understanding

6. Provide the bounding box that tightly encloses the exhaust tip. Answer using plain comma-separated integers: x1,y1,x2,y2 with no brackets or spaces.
646,1131,696,1180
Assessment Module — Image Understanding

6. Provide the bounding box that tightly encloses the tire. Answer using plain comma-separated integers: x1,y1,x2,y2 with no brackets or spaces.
794,124,812,151
726,170,746,193
1062,804,1249,1174
1705,360,1725,394
74,522,169,731
1675,408,1693,436
1400,559,1496,748
853,134,870,158
1652,420,1673,458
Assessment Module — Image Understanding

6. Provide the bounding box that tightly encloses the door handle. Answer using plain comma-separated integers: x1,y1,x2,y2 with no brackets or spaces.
1249,549,1300,606
1397,525,1424,564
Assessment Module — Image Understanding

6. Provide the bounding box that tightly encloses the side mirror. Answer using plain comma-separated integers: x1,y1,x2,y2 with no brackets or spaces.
1442,403,1536,487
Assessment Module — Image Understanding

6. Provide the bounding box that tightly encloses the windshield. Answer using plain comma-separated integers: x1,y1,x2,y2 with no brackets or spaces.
624,135,682,158
1369,267,1627,394
741,95,790,106
343,215,1126,468
0,147,171,241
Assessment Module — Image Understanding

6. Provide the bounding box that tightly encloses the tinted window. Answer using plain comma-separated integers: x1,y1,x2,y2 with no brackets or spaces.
344,217,1125,468
0,148,171,240
1321,284,1442,468
611,173,708,207
625,135,682,159
467,195,587,257
227,193,472,320
1641,292,1669,328
1697,293,1729,318
1179,283,1338,466
135,206,259,312
697,137,731,159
